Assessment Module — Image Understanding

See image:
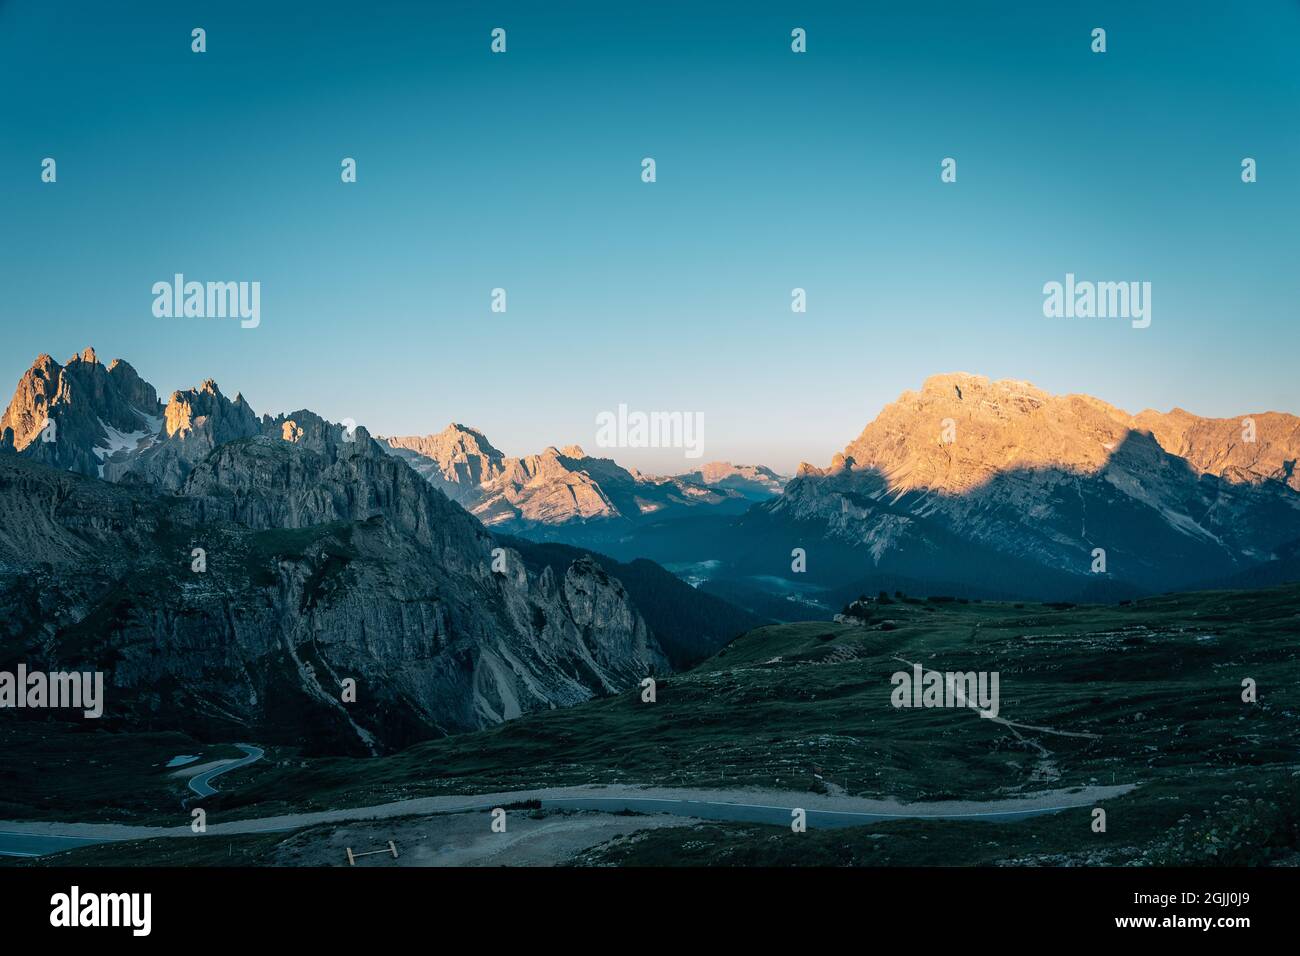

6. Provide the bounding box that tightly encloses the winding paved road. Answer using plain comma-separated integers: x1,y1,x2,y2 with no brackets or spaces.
0,832,103,859
0,744,266,858
539,795,1097,827
0,782,1134,858
186,744,265,798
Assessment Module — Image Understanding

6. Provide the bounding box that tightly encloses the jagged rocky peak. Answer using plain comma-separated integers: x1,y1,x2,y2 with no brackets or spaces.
381,423,507,491
0,353,60,448
683,460,787,498
261,408,368,455
531,445,585,473
1130,406,1300,492
481,445,618,524
163,378,260,443
97,376,259,488
828,373,1300,497
836,372,1137,494
757,373,1300,598
389,422,504,462
916,371,1050,404
0,347,164,477
106,358,159,412
383,422,753,530
0,405,673,753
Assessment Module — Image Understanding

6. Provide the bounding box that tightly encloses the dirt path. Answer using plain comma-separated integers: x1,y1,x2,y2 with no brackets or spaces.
0,781,1137,846
276,810,699,867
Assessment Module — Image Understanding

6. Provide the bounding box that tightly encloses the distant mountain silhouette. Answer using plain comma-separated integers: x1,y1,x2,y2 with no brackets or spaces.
381,426,778,535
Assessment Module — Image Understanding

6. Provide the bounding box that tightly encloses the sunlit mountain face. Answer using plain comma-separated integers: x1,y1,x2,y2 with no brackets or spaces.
707,374,1300,607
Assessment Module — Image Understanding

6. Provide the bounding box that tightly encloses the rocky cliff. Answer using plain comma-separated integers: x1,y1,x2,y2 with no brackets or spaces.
0,348,162,478
383,424,506,504
0,351,676,754
381,427,761,534
741,373,1300,597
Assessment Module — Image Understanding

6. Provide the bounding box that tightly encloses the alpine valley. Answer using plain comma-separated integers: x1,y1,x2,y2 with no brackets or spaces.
0,349,762,755
2,350,1298,758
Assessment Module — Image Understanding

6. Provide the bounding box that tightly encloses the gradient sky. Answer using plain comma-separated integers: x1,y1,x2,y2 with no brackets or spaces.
2,1,1297,473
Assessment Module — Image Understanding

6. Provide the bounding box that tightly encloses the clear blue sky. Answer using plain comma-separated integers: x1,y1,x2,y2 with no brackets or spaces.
2,1,1297,473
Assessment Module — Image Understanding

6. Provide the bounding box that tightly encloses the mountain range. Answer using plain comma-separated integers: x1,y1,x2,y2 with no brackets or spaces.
380,426,780,533
717,373,1300,606
0,349,760,754
3,350,1297,752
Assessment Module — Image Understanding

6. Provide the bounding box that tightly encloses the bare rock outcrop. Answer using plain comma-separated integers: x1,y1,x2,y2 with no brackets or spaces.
0,352,675,753
749,373,1300,595
0,348,163,478
381,426,754,531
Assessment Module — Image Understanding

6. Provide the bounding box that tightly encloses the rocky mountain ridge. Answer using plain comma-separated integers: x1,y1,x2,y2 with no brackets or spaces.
682,461,787,499
0,348,162,478
1,350,745,753
753,373,1300,597
381,426,780,532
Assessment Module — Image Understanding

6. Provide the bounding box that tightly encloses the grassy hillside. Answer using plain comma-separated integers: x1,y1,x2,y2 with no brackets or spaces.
142,583,1299,820
0,723,249,823
574,767,1300,866
6,584,1298,865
